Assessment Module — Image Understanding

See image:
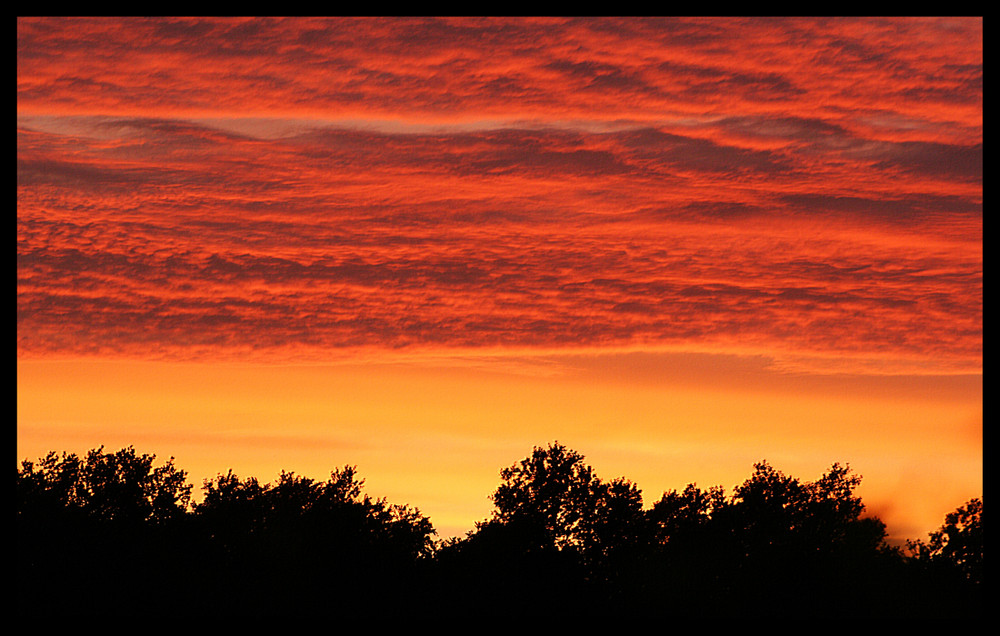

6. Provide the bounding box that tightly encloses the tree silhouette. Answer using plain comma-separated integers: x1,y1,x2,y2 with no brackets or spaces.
17,445,192,526
908,497,983,586
901,497,983,616
196,465,435,563
436,442,646,613
723,461,889,560
634,460,905,615
487,442,646,566
17,446,195,614
17,447,437,616
192,465,436,614
16,442,982,617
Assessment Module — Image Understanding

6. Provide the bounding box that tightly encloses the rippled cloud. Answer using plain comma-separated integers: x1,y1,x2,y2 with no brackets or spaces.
17,17,981,374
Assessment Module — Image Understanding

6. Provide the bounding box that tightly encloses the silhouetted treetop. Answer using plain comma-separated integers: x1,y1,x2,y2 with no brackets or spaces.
648,482,725,543
17,445,192,527
16,442,982,617
488,441,644,559
908,497,983,586
729,460,884,552
196,464,436,562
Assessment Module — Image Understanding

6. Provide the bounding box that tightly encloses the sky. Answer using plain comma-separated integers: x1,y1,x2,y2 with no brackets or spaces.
17,17,981,543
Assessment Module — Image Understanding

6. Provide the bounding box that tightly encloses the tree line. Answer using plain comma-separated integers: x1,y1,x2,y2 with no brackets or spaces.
17,442,981,617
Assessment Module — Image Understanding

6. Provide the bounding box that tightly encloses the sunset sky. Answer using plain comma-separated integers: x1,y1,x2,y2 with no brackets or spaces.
17,17,981,543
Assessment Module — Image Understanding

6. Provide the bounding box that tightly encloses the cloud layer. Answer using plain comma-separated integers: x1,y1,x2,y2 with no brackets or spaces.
17,18,982,373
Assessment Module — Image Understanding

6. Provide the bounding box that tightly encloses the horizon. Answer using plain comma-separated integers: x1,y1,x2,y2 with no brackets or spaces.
17,17,982,547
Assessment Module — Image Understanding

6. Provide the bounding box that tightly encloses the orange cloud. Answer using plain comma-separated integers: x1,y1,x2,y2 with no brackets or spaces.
18,18,980,372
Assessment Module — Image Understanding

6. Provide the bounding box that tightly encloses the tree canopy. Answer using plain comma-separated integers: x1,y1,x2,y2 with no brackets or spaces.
17,445,192,527
196,465,436,562
488,442,644,561
908,497,983,585
16,442,982,617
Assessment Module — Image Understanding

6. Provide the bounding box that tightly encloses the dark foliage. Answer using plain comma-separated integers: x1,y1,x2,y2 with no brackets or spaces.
17,443,982,617
903,497,983,615
17,447,196,614
635,460,906,616
17,447,435,616
433,442,645,613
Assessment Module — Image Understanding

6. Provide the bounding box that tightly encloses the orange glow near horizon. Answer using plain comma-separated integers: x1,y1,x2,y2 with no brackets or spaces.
18,18,981,546
17,354,981,544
